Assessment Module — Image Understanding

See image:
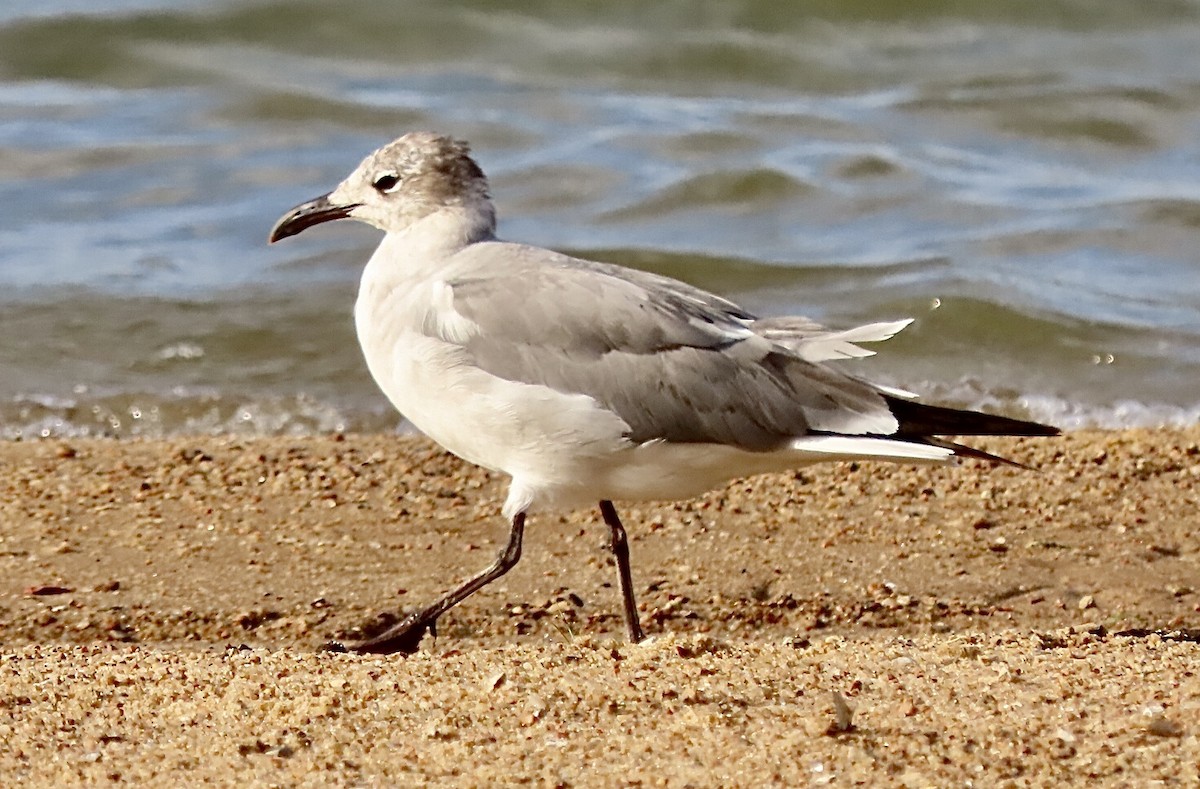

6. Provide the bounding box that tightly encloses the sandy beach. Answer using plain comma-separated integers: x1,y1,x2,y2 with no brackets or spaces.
1,429,1197,785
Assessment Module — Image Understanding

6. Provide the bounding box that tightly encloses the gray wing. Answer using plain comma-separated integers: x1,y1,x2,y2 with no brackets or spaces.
431,242,899,450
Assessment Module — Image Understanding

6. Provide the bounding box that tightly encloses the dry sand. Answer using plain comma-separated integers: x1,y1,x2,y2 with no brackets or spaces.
0,429,1197,785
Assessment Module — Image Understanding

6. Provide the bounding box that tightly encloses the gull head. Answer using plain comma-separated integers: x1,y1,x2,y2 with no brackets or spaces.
269,132,494,243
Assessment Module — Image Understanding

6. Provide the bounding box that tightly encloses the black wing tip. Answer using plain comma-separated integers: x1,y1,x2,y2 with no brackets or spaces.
996,422,1061,438
886,396,1060,438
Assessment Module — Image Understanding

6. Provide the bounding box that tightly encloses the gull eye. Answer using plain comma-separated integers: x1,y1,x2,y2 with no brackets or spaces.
372,172,400,193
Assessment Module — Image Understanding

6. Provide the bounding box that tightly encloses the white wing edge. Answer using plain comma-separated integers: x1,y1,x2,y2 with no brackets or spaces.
832,318,914,343
776,318,915,363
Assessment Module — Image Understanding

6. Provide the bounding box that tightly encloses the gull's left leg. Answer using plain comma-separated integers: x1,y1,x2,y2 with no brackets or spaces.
598,500,646,643
332,511,526,655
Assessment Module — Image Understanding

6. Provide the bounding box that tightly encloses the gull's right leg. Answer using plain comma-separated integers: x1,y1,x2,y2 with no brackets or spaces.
599,500,646,644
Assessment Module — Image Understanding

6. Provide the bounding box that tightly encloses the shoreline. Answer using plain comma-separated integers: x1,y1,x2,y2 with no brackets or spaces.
1,427,1197,783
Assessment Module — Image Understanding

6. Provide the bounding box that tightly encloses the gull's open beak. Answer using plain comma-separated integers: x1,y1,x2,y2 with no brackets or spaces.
268,193,360,243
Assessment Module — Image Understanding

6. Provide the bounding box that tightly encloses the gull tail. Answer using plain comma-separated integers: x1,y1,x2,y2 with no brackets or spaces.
924,439,1035,469
882,396,1059,467
791,399,1056,467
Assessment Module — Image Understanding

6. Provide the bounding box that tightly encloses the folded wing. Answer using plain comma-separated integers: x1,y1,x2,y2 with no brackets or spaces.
430,243,906,450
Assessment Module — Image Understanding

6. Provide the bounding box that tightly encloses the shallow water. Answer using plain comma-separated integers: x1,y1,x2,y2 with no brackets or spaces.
3,1,1200,438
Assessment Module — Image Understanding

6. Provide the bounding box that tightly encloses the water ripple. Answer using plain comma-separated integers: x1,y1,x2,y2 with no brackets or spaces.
2,0,1200,433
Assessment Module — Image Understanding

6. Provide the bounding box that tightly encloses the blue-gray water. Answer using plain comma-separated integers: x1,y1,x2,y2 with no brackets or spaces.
3,1,1200,438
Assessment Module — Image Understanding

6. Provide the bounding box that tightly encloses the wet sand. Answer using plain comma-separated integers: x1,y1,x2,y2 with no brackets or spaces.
1,429,1197,785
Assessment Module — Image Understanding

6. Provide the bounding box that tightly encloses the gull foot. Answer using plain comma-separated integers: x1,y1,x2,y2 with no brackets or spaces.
328,612,437,656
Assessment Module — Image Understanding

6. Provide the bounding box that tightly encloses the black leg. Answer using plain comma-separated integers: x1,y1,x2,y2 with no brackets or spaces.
338,512,526,655
598,500,646,643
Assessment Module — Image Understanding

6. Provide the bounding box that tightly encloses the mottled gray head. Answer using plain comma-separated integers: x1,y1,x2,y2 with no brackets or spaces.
269,132,494,242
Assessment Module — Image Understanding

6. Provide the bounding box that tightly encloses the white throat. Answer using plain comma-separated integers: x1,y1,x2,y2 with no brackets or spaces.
368,202,495,281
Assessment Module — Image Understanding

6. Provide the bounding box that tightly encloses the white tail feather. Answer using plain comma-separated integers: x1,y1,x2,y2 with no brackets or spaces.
791,435,954,463
872,382,920,399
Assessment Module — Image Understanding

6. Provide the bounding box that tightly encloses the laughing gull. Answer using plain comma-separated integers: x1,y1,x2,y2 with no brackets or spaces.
270,132,1058,653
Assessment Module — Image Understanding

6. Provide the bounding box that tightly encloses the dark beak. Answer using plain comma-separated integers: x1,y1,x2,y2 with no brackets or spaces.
268,193,359,243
